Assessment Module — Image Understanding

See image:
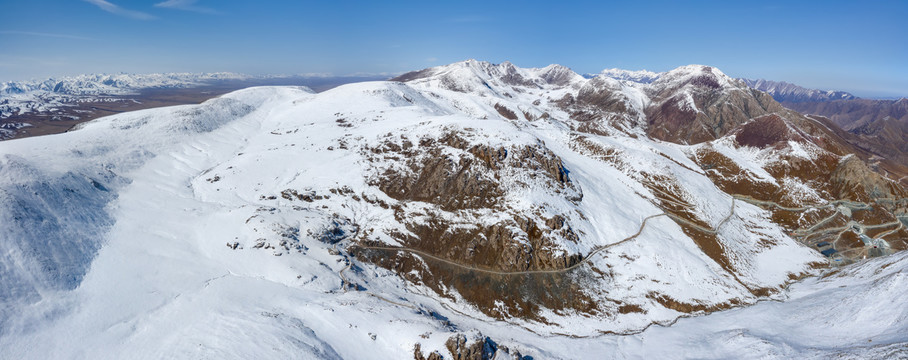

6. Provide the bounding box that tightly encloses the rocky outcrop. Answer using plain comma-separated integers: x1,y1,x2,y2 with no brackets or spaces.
413,334,526,360
366,131,583,272
554,76,644,135
645,66,784,144
734,114,808,148
831,155,908,201
445,334,496,360
778,99,908,182
357,129,594,321
414,344,444,360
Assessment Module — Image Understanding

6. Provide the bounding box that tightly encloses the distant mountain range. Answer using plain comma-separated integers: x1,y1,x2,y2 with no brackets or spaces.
0,73,247,120
593,69,900,104
0,73,385,140
587,68,662,84
591,70,907,179
1,72,253,96
739,78,857,103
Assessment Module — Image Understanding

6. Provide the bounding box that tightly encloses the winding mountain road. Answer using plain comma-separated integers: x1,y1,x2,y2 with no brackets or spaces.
351,213,668,276
350,198,737,276
347,191,906,279
336,192,904,313
732,194,872,212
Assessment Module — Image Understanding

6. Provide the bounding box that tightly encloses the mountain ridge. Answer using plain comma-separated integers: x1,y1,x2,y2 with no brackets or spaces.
740,78,857,103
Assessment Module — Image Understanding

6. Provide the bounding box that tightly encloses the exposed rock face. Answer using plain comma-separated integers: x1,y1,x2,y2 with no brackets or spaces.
355,128,594,321
575,78,632,115
553,76,645,135
366,131,583,273
413,334,526,360
446,334,525,360
763,97,908,185
495,62,538,88
445,334,496,360
414,344,444,360
734,114,806,148
738,78,908,185
831,155,908,201
674,74,908,192
646,68,906,186
393,68,437,83
694,119,908,255
645,66,785,144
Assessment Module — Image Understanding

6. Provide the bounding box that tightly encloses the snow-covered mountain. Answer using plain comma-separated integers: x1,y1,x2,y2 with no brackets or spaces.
594,69,857,104
1,72,252,96
0,72,251,119
593,68,662,84
1,60,906,359
741,78,856,103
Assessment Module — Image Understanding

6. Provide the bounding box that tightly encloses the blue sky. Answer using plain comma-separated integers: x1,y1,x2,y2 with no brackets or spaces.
1,0,906,97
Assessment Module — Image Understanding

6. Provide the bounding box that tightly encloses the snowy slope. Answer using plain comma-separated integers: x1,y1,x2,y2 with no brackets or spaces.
475,250,908,359
0,88,272,314
0,61,905,359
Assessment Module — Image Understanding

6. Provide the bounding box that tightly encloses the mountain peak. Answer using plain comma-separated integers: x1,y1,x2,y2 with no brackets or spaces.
655,64,736,90
531,64,585,87
392,60,584,91
597,68,661,84
596,65,738,90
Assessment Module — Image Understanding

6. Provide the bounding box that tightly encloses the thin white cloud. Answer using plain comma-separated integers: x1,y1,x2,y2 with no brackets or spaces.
83,0,156,20
154,0,218,14
0,31,94,41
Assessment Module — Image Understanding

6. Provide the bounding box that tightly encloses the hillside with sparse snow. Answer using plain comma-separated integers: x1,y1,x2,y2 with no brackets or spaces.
741,78,856,103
